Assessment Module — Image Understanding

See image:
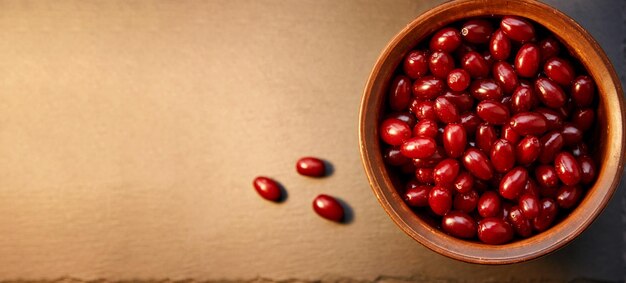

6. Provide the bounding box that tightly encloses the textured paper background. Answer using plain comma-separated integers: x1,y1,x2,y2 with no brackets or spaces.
0,0,624,281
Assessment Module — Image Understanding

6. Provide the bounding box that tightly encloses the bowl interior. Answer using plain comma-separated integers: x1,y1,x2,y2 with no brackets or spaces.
359,0,625,264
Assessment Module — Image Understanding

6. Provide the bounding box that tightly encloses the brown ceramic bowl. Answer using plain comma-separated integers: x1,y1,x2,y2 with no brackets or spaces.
359,0,625,264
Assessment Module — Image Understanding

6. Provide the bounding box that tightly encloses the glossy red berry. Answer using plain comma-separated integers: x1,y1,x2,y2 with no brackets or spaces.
442,91,475,113
433,159,461,186
556,185,582,209
415,167,435,185
578,156,597,185
516,136,542,165
501,124,521,144
572,109,595,132
401,137,437,159
476,124,497,153
462,51,490,79
434,96,460,123
508,206,533,238
429,51,455,79
554,152,582,186
385,112,417,128
478,217,514,244
561,124,583,146
538,37,560,62
509,112,548,136
442,211,477,239
544,57,575,86
413,119,439,138
403,50,429,79
404,185,432,207
413,76,445,100
499,167,528,200
253,176,282,202
410,100,437,121
538,131,564,164
429,186,453,216
413,146,446,168
447,69,471,92
460,112,482,136
453,190,479,213
461,19,493,44
493,62,519,94
571,75,595,107
313,194,344,222
536,107,564,131
500,16,535,42
383,147,410,166
522,179,541,197
453,171,474,194
535,78,567,109
380,118,412,146
489,29,511,61
443,124,467,158
430,27,462,53
476,100,510,125
478,191,502,218
519,193,540,219
511,85,535,114
463,148,494,180
296,157,326,177
490,139,515,173
470,79,503,101
388,76,412,111
535,165,560,189
515,43,540,78
533,198,558,231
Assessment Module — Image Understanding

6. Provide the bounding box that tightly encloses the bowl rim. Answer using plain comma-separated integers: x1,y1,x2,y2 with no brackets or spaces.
359,0,626,264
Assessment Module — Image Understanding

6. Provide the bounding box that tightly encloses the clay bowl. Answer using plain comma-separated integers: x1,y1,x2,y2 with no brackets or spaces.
359,0,625,264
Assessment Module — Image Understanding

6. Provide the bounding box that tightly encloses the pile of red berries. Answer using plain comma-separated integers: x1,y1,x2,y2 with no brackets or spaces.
380,16,598,244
